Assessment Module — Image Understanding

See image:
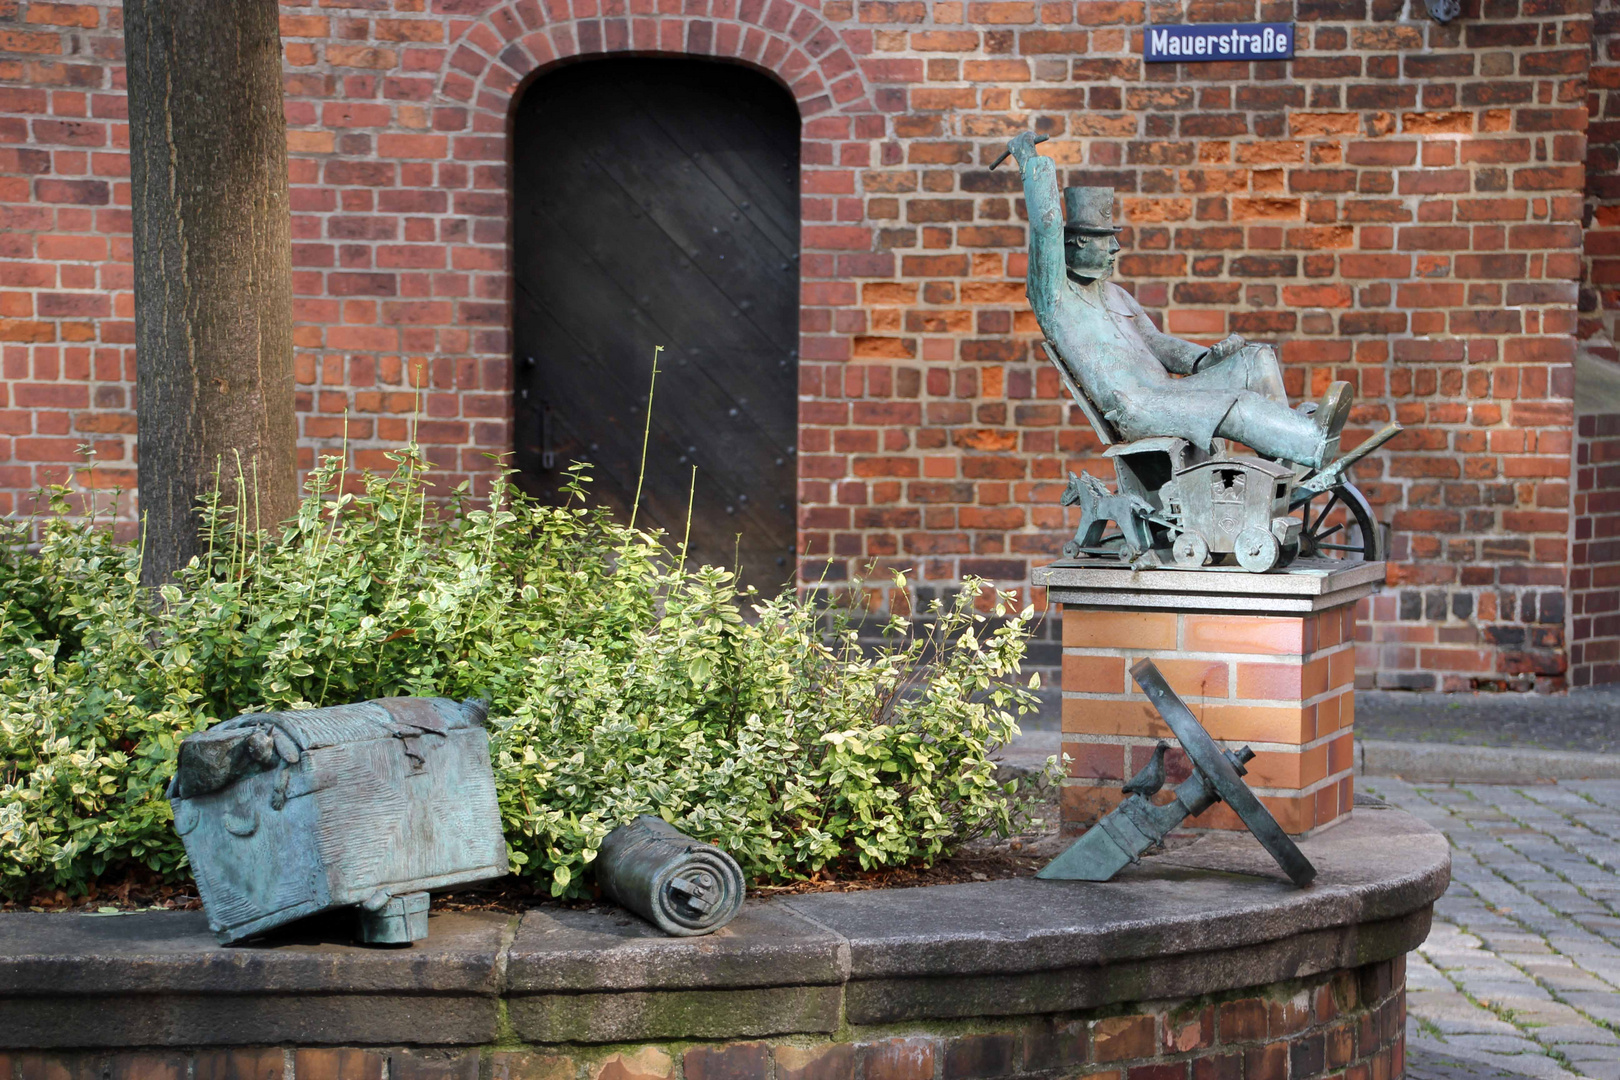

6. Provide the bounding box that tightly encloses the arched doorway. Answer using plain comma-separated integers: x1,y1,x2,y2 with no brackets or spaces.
512,58,800,592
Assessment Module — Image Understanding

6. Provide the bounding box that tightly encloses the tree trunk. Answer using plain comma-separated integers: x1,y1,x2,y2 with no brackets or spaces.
125,0,298,585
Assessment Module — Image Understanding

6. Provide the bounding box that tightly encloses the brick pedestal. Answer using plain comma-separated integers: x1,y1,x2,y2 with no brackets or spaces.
1034,560,1385,839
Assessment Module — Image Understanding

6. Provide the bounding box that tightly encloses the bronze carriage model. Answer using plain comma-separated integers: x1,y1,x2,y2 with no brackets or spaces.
1161,454,1303,572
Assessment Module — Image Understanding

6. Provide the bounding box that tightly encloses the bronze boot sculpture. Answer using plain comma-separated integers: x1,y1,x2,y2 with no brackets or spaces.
996,132,1400,570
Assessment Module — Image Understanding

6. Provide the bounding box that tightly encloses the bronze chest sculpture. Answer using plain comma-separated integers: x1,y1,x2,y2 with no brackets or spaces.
168,697,508,945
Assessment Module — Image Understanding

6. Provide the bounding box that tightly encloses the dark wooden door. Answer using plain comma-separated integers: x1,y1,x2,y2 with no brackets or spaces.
512,59,800,592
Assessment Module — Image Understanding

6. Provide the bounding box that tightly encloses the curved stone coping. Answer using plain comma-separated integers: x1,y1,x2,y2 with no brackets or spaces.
0,803,1447,1048
775,801,1447,982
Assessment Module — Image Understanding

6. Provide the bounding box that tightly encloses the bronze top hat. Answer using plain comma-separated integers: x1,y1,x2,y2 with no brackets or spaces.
1063,186,1122,236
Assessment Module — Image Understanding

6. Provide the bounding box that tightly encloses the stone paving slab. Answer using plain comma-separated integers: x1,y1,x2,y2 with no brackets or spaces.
1366,777,1620,1080
1360,740,1620,783
1408,1044,1587,1080
1357,689,1620,754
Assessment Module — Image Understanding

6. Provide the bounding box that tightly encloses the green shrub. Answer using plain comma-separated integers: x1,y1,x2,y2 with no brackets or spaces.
0,450,1050,900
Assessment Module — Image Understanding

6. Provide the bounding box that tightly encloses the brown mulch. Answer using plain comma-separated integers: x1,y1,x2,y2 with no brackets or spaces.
0,868,202,914
0,848,1048,917
750,840,1048,896
424,835,1053,913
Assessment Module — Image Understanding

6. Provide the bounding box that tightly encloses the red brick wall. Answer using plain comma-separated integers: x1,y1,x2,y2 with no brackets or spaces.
1586,0,1620,354
1577,0,1620,690
0,0,1596,689
1571,410,1620,687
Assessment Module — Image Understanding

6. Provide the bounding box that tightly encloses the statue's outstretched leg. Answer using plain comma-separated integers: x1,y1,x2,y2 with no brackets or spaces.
1196,343,1288,403
1218,382,1352,468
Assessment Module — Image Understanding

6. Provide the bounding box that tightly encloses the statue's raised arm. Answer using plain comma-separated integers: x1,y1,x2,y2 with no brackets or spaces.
994,132,1064,332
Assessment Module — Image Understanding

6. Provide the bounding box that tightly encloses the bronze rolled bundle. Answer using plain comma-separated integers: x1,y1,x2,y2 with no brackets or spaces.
595,816,745,936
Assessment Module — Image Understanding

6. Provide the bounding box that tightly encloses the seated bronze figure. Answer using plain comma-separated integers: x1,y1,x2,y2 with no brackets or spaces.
997,132,1399,570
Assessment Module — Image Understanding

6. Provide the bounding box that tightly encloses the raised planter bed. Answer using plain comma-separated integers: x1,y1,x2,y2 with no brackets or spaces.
0,800,1447,1079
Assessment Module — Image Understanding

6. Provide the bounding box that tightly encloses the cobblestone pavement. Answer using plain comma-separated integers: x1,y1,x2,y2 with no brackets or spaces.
1364,777,1620,1080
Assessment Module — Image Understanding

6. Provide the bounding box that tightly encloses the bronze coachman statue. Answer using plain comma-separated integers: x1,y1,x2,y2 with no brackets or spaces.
996,132,1401,572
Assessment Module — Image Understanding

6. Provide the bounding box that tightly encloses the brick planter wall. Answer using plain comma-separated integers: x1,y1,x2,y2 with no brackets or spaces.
0,0,1594,689
0,957,1407,1080
0,812,1447,1077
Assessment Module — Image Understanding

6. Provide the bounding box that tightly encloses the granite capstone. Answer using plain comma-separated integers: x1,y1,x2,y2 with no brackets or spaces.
509,985,844,1043
1,991,500,1049
504,904,847,992
839,911,1431,1024
1035,557,1385,614
0,909,509,995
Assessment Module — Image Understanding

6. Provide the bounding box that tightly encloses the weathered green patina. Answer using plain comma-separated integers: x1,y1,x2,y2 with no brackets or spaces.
595,815,745,937
168,697,508,945
1000,132,1349,470
997,132,1402,570
1037,659,1317,888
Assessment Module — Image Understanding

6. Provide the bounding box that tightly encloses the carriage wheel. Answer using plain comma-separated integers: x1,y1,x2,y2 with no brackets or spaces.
1292,482,1382,562
1234,527,1281,572
1172,532,1210,567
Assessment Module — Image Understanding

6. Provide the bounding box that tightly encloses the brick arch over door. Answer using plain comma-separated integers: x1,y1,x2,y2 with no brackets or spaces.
436,0,873,119
422,0,875,579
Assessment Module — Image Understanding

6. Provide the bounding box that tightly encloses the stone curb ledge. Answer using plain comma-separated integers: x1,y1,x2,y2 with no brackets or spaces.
1357,738,1620,783
0,806,1449,1049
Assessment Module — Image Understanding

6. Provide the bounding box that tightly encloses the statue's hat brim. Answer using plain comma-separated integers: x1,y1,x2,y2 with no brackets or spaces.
1064,224,1124,235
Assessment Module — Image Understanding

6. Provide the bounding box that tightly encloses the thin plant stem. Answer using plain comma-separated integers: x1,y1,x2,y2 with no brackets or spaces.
249,457,263,608
232,450,249,582
627,345,662,533
83,448,96,534
204,458,223,573
677,464,696,577
408,361,426,461
454,478,504,663
304,421,353,695
317,418,351,570
370,445,419,689
237,453,249,581
135,512,149,602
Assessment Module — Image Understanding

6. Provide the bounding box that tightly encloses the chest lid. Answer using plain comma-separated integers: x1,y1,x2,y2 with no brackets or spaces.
169,697,488,801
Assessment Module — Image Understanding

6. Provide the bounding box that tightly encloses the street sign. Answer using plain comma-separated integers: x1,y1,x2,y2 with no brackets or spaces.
1143,22,1294,62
